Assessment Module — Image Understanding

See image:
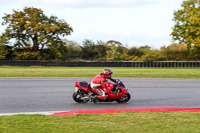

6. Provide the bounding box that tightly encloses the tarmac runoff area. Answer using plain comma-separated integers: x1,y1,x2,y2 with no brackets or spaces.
1,78,200,116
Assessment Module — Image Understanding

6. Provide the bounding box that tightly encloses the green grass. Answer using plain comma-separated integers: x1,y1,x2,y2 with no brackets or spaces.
0,112,200,133
0,66,200,78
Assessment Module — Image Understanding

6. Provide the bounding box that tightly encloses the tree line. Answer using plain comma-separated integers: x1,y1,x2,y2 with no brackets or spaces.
0,0,200,61
1,38,199,61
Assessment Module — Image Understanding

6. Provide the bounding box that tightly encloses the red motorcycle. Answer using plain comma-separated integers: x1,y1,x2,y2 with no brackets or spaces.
72,79,131,103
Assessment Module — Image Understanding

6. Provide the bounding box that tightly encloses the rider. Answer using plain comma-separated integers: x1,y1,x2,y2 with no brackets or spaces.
90,68,118,102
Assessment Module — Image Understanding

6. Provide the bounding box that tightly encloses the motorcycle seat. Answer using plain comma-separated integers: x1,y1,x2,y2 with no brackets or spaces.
80,82,89,88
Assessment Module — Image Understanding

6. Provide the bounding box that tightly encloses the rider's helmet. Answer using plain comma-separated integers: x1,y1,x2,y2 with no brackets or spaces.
103,68,113,79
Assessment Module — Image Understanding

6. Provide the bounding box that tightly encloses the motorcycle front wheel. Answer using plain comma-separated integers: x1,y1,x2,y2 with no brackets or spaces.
116,93,131,103
72,92,90,103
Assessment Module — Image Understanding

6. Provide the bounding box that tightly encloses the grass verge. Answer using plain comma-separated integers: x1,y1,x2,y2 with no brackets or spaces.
0,112,200,133
0,66,200,78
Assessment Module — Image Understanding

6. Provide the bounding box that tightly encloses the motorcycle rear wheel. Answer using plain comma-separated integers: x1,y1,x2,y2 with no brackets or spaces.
72,92,90,103
116,93,131,103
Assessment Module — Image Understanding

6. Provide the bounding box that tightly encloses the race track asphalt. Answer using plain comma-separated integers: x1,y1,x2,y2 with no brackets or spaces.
0,78,200,113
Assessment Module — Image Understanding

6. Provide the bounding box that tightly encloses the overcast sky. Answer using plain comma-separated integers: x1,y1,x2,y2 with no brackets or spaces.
0,0,183,48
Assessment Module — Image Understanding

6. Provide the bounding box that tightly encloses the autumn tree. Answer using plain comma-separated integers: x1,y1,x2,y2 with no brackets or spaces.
160,43,189,61
0,35,6,59
171,0,200,50
2,7,73,53
105,40,129,61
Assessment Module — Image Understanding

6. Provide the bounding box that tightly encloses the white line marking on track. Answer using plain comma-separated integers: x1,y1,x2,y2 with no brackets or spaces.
0,111,68,116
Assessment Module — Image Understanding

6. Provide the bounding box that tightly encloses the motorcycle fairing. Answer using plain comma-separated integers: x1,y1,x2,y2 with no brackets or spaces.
75,81,91,92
